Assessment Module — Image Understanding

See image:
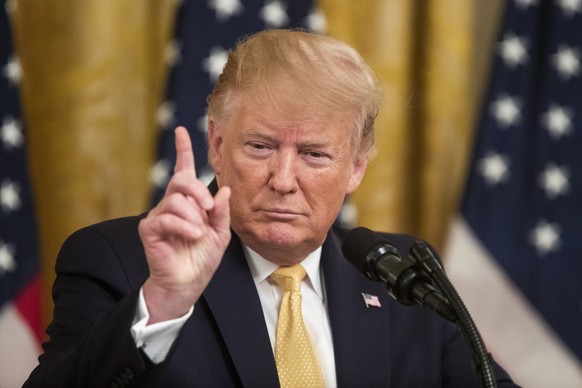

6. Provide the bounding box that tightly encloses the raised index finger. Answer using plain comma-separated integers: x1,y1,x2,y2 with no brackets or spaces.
174,126,196,176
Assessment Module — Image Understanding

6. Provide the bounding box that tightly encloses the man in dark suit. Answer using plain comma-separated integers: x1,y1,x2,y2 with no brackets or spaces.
25,29,517,387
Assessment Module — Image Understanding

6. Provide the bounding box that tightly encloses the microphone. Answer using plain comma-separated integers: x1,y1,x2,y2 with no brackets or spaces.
342,227,456,322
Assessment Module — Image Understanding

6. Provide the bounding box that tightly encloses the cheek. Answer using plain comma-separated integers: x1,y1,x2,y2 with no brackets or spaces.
307,176,348,213
221,157,267,195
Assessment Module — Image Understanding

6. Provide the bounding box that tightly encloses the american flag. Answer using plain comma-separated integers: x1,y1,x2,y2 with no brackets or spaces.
0,2,42,386
445,0,582,386
150,0,324,204
362,293,382,309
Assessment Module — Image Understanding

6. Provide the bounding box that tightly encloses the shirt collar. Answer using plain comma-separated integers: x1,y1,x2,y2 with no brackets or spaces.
243,245,324,300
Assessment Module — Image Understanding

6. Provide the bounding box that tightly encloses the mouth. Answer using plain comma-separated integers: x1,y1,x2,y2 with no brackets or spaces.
260,208,304,221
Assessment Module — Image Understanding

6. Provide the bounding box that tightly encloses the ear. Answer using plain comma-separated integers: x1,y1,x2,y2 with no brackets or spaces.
346,157,367,194
207,118,223,176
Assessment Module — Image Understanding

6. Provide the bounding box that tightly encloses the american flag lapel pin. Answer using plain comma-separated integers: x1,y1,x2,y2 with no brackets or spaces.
362,293,381,308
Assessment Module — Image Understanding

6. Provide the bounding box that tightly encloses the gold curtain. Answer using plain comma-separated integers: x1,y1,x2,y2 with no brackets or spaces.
10,0,178,327
321,0,504,251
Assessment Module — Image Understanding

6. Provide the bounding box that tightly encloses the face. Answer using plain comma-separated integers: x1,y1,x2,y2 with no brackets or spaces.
208,102,367,265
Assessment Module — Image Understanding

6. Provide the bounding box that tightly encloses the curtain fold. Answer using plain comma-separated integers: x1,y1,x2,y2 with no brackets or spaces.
11,0,178,326
321,0,502,251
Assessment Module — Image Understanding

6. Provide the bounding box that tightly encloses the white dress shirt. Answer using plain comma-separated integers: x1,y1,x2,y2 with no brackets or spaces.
131,245,337,387
131,288,193,364
244,246,337,388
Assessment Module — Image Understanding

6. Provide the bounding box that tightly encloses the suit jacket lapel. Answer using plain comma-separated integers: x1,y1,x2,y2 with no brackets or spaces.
203,235,280,388
322,229,392,388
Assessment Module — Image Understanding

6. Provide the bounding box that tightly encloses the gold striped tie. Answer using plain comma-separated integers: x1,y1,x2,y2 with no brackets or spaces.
270,265,326,388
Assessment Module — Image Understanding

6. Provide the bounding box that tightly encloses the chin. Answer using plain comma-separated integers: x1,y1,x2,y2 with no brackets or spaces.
261,228,303,248
244,223,307,250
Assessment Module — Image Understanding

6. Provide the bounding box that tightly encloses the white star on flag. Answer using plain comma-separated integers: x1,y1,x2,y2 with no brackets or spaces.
260,0,289,27
498,33,529,68
157,100,177,129
557,0,582,17
529,220,561,256
164,39,182,67
208,0,243,21
515,0,539,9
551,45,581,80
305,8,326,33
5,0,17,14
478,152,511,186
541,104,573,139
0,241,17,275
490,95,522,127
202,46,229,81
538,164,570,199
339,202,358,227
0,179,21,212
150,159,171,189
197,113,208,133
198,168,216,186
1,116,23,149
2,54,20,85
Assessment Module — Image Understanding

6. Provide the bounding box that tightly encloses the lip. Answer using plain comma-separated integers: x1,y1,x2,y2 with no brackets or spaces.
260,208,304,220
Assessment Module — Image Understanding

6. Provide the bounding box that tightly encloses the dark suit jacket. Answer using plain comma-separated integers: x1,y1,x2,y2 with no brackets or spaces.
25,215,516,388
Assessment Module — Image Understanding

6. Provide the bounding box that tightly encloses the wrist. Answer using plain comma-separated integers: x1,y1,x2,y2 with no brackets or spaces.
142,278,197,324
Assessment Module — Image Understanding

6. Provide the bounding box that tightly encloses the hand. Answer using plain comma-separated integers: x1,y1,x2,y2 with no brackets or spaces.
138,126,231,323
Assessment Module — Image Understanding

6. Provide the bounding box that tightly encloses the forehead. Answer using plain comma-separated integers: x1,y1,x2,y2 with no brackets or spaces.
233,101,353,141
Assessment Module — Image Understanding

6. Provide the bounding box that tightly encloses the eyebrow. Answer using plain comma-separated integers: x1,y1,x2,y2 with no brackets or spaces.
243,128,275,140
241,126,338,150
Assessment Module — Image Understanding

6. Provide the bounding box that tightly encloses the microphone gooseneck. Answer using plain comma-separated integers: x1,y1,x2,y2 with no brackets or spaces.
410,241,497,388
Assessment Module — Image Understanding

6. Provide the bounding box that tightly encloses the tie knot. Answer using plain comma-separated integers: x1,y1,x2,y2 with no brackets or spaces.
270,265,306,292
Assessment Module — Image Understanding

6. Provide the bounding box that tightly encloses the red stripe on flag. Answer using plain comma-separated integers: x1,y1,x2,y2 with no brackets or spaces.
14,276,43,343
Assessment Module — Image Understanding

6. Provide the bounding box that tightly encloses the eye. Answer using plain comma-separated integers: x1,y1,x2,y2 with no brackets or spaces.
302,150,331,166
244,142,274,157
305,151,325,158
250,143,269,150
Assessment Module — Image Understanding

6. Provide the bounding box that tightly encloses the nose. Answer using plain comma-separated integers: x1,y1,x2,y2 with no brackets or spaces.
268,150,298,193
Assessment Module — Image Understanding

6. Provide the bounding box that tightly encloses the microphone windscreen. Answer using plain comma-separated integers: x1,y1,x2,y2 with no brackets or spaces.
342,226,388,273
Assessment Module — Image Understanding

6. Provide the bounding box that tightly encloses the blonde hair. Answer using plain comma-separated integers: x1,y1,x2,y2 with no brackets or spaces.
207,29,382,160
